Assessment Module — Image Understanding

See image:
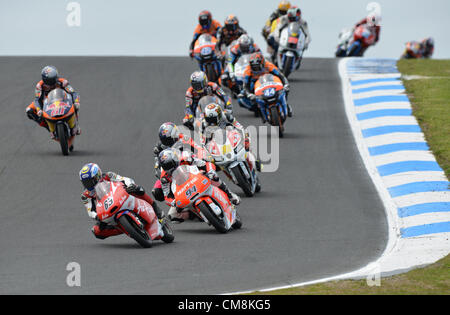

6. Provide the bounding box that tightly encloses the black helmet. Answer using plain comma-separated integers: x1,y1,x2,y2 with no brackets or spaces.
238,34,254,54
190,71,208,92
41,65,59,86
158,122,180,147
224,15,239,32
159,149,181,174
199,10,212,29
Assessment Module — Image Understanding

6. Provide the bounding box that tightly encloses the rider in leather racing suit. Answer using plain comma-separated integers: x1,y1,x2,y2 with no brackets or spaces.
216,15,247,51
79,163,164,240
221,34,261,95
201,103,262,174
184,71,233,127
267,7,311,64
189,10,222,58
262,0,291,40
26,65,81,137
242,52,292,120
152,122,209,202
157,148,241,222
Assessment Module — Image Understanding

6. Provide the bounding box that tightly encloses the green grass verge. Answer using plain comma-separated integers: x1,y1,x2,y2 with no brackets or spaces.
245,59,450,295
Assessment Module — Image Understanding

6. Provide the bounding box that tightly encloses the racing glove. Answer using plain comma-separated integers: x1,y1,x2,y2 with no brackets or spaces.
125,184,145,196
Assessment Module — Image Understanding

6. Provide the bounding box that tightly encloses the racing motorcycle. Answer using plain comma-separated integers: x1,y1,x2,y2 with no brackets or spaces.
401,41,423,59
277,21,306,77
335,25,375,57
193,34,222,83
206,126,260,197
226,53,252,103
183,95,225,133
40,88,78,156
254,74,288,137
171,164,242,233
94,180,174,248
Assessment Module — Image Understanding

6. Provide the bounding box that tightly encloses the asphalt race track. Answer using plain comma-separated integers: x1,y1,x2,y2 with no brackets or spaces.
0,57,388,294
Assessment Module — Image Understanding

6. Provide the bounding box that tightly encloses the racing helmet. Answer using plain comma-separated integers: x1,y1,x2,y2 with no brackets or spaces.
225,15,239,32
278,1,291,15
367,12,381,27
159,122,180,147
79,163,102,191
238,34,254,54
41,65,59,86
199,10,212,29
190,71,209,93
159,148,181,174
287,7,301,23
204,103,223,126
249,52,265,72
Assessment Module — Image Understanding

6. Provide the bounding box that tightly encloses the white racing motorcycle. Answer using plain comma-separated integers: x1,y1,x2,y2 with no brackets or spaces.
277,21,306,77
205,126,261,197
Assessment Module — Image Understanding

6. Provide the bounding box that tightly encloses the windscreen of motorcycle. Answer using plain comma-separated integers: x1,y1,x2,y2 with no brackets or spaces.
198,96,224,117
234,54,250,79
95,181,111,200
43,88,73,118
172,165,199,187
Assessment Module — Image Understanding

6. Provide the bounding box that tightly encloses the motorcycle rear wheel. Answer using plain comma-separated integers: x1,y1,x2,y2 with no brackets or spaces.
270,106,284,138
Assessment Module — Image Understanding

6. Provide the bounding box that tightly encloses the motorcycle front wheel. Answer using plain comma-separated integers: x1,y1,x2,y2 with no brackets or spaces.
55,122,69,156
118,215,153,248
198,201,228,233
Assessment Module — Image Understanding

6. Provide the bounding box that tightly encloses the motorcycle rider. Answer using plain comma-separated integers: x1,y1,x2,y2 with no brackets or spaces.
221,34,261,95
352,12,381,55
241,52,292,120
216,15,247,51
184,71,233,128
262,0,291,40
201,103,262,174
402,37,434,59
26,65,81,137
267,7,311,64
189,10,222,58
79,163,165,240
152,122,209,202
158,148,241,222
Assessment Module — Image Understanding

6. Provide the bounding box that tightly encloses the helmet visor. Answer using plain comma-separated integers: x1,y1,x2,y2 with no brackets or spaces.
81,177,99,191
192,80,206,91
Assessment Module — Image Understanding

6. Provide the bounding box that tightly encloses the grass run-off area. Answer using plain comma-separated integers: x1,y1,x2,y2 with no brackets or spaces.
246,59,450,295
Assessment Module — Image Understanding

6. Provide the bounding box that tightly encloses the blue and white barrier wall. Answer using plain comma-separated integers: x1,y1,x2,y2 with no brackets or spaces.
339,58,450,275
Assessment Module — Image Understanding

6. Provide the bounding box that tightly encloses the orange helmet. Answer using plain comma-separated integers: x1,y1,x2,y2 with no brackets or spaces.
224,14,239,32
278,1,291,15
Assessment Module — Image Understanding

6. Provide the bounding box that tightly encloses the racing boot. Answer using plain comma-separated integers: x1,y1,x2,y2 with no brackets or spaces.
287,104,293,117
219,182,241,205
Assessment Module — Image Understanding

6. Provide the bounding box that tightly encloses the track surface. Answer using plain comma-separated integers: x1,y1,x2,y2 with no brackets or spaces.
0,57,387,294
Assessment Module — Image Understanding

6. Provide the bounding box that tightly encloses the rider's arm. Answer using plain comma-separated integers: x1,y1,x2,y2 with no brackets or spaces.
268,62,289,86
190,26,202,51
213,84,232,111
300,19,312,47
81,192,97,220
184,89,195,117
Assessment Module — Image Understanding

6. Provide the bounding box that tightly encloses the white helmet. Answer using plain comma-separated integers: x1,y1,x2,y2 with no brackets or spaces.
367,12,381,27
204,103,223,126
